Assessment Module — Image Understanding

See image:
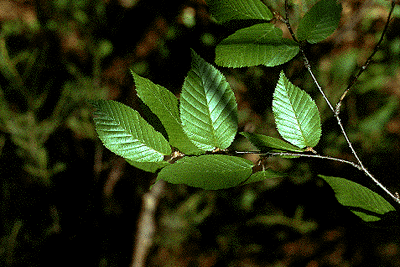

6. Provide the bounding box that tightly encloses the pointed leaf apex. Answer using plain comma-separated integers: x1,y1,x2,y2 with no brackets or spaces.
181,51,238,150
272,71,321,148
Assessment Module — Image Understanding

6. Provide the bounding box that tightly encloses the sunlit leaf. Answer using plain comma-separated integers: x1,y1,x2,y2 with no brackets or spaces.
157,155,253,190
206,0,273,23
131,72,203,155
215,23,299,68
180,50,238,151
320,175,396,222
272,71,321,148
91,100,171,162
297,0,342,44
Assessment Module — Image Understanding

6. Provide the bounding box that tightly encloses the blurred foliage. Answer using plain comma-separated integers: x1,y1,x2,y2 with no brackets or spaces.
1,0,400,266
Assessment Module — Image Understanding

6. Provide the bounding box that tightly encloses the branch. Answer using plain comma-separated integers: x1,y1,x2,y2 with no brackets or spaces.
283,0,298,43
335,0,397,114
283,0,335,113
236,149,400,203
282,0,400,204
234,150,363,170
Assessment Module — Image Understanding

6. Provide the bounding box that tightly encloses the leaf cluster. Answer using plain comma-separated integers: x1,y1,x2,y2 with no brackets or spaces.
91,0,399,225
208,0,341,67
91,49,321,190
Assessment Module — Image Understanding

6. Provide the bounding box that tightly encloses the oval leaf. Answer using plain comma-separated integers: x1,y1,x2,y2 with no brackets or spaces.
272,71,321,148
92,100,171,162
180,50,238,151
319,175,396,222
215,23,299,68
206,0,273,23
131,71,203,155
240,132,305,152
157,155,253,190
297,0,342,44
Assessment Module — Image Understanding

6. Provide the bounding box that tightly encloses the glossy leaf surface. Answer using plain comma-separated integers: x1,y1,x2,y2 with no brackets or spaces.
92,100,171,162
181,50,238,151
272,71,321,148
132,72,203,155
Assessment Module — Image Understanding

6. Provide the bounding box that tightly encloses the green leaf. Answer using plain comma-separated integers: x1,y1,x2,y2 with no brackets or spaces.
131,72,203,155
126,159,170,173
297,0,342,44
244,170,285,185
240,132,305,152
272,71,321,148
180,50,238,151
157,155,253,190
206,0,273,23
319,175,396,222
91,100,171,162
215,23,300,68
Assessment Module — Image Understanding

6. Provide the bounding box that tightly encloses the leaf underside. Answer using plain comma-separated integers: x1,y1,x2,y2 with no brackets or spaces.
180,50,238,151
92,100,171,162
320,175,396,222
215,23,300,68
157,155,253,190
272,71,321,148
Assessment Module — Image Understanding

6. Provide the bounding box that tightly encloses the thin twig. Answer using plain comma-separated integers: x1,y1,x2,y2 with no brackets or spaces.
283,0,335,113
335,0,397,114
281,0,400,204
283,1,298,43
334,1,400,203
302,53,335,113
335,114,400,203
234,150,363,170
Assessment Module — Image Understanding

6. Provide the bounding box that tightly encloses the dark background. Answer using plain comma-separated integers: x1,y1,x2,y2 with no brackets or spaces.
1,0,400,266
